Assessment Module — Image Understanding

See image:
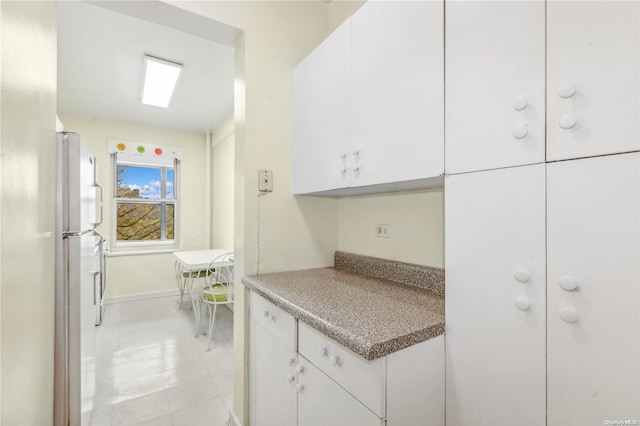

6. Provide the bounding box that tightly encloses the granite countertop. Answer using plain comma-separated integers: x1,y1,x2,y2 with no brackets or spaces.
242,253,445,360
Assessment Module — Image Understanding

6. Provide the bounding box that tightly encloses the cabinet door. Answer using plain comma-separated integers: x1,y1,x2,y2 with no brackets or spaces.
297,356,383,426
351,0,443,187
547,1,640,161
445,164,546,425
446,1,545,174
292,18,351,194
547,153,640,425
251,321,297,426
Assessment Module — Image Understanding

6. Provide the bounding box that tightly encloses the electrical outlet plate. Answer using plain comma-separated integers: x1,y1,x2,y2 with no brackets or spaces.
375,224,391,238
259,169,273,192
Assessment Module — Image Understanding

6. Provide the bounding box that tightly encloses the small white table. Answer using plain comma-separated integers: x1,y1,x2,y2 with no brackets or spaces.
173,249,234,335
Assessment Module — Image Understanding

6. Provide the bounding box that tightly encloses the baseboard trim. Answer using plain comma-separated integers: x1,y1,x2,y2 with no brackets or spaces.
228,411,242,426
104,288,180,304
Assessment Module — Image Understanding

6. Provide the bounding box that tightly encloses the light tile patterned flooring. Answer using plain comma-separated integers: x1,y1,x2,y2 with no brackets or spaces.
88,296,234,426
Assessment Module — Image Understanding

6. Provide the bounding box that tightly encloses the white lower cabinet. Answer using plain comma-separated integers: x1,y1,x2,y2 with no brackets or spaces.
297,356,383,426
547,153,640,425
445,164,547,426
298,322,386,418
251,321,297,426
250,293,298,426
446,153,640,425
250,292,445,426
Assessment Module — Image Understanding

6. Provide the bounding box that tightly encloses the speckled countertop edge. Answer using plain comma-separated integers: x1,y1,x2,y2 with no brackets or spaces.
242,265,445,360
335,251,445,295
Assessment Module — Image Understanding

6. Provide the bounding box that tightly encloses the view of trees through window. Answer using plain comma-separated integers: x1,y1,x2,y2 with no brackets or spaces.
116,164,175,241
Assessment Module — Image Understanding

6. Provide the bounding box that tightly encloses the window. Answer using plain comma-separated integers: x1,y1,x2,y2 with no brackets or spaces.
116,164,175,241
108,140,183,251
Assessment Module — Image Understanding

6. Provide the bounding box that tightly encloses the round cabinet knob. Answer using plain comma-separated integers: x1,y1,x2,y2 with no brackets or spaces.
513,96,529,111
263,310,270,318
270,314,276,323
296,384,305,393
559,307,579,323
330,355,341,366
559,275,578,292
559,113,578,130
340,167,347,174
287,374,295,384
352,166,360,172
515,297,531,311
352,149,360,156
286,356,295,365
513,124,528,140
319,347,328,357
514,268,530,283
559,83,577,99
296,365,304,374
340,153,347,159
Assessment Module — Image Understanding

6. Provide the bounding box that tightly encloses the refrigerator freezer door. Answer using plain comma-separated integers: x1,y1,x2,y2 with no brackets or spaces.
62,132,99,233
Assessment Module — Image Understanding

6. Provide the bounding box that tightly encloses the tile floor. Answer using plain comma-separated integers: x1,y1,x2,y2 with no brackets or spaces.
88,296,234,426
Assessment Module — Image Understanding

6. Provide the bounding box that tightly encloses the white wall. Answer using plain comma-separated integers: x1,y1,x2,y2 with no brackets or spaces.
328,0,366,32
0,1,57,424
58,113,210,298
211,116,234,251
167,2,339,423
338,189,445,268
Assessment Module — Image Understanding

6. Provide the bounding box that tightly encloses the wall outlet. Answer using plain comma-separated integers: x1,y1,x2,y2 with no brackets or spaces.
258,169,273,192
375,224,391,238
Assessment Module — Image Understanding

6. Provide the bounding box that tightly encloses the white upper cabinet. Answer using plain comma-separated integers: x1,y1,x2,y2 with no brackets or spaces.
293,1,444,196
547,153,640,425
351,0,444,187
293,18,352,195
445,1,545,174
445,164,547,425
547,1,640,161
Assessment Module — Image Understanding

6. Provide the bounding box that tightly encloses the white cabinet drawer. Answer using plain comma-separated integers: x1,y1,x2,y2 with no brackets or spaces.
298,322,386,418
250,292,297,352
298,355,384,426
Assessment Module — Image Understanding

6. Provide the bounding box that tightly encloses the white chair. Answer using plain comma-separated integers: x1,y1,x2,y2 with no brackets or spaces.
174,239,208,308
179,239,206,251
200,252,234,351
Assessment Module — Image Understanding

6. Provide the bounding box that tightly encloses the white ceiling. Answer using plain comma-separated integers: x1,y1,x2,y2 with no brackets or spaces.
57,1,235,134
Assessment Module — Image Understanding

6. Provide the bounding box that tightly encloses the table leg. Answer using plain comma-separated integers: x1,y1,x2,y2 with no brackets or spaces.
187,272,203,337
174,261,187,308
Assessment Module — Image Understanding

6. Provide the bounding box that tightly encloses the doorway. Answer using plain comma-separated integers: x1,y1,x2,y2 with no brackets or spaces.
55,1,243,424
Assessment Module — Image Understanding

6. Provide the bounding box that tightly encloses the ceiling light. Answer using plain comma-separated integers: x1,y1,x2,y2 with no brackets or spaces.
141,55,182,108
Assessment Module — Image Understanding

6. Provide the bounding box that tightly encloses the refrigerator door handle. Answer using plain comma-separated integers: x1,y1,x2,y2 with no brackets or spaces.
90,271,101,305
92,183,104,227
64,229,105,244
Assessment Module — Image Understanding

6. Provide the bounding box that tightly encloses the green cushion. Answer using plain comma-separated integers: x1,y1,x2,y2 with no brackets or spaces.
203,283,230,302
183,269,211,278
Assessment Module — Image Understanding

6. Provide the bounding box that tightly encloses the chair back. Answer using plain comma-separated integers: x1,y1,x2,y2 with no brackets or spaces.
205,252,235,303
179,239,207,251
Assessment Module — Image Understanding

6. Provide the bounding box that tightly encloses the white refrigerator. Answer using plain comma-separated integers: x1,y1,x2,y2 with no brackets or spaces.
55,132,105,426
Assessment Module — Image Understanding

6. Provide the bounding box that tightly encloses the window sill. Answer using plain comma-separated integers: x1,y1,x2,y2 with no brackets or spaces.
108,248,178,257
109,238,178,256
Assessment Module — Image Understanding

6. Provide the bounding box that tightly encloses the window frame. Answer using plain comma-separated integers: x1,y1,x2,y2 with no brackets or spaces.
110,156,180,253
